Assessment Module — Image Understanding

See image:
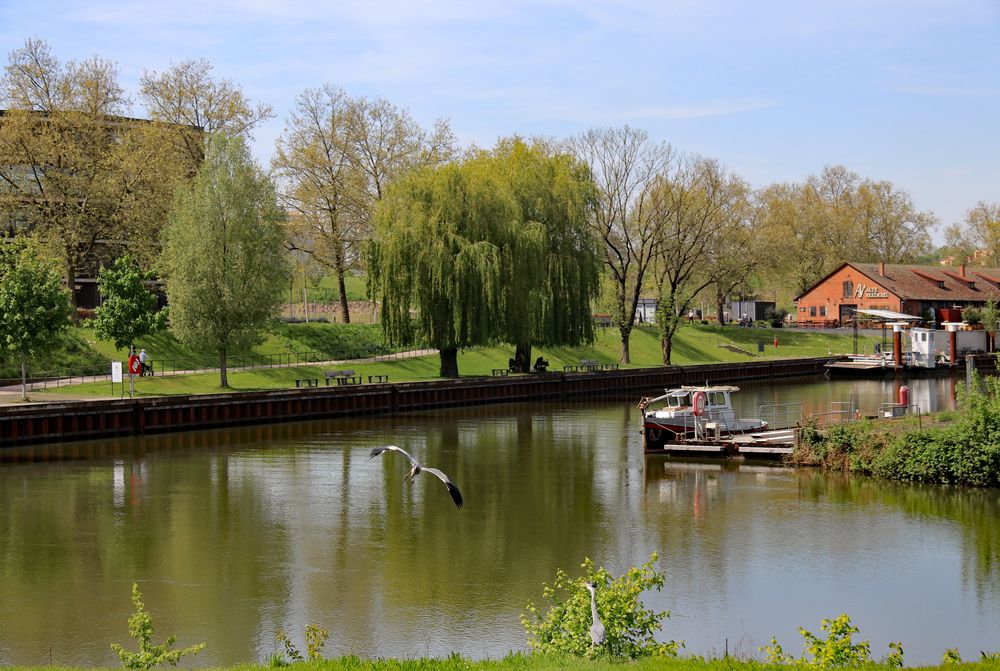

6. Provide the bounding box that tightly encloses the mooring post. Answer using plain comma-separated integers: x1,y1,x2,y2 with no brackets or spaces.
966,353,975,391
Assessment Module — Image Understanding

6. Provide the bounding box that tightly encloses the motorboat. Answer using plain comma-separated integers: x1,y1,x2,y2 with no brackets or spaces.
638,385,768,443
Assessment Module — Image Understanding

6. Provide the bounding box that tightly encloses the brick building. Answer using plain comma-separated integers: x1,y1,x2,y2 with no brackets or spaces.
794,262,1000,326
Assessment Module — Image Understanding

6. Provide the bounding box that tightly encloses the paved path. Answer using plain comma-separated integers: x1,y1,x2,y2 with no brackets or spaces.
0,349,438,406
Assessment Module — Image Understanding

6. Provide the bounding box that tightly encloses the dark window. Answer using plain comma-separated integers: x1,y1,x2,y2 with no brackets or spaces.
843,280,853,297
819,306,827,317
809,306,817,317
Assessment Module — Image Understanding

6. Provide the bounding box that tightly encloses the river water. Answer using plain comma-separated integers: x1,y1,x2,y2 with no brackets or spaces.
1,374,997,667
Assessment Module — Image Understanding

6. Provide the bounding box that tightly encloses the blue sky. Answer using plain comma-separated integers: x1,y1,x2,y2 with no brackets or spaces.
2,0,998,238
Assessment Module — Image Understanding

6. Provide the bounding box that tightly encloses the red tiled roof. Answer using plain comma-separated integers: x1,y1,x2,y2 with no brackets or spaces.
851,263,1000,301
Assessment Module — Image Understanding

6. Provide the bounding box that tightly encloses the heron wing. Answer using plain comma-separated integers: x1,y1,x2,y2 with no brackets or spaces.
421,467,464,509
369,445,418,466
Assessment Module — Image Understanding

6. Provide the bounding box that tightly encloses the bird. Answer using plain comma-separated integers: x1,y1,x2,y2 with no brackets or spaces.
585,581,606,647
369,445,463,509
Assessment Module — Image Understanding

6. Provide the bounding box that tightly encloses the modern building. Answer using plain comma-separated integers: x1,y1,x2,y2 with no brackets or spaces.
794,262,1000,326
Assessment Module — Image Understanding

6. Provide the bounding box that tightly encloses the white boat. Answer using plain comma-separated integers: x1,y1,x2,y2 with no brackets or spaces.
638,385,768,442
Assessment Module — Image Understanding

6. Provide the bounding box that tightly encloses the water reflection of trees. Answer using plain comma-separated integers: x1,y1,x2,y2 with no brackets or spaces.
794,470,1000,596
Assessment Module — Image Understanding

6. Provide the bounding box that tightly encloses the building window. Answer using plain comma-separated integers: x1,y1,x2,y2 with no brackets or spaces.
843,280,853,297
819,306,827,317
809,306,817,317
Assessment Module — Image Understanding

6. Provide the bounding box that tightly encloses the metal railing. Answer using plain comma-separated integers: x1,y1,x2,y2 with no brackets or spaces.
18,346,430,390
758,402,803,430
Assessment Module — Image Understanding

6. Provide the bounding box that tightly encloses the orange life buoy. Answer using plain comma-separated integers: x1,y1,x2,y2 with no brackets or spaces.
128,355,141,375
692,391,707,416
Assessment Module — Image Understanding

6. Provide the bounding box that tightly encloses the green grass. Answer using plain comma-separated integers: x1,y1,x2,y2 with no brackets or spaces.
1,653,993,671
31,323,858,398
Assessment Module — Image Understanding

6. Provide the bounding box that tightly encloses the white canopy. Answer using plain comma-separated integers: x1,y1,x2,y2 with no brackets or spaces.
853,308,922,321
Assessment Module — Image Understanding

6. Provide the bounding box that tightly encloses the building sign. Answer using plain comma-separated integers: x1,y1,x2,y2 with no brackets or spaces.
854,283,889,300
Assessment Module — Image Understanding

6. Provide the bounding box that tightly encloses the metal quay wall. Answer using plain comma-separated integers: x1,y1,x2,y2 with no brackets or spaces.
0,357,831,447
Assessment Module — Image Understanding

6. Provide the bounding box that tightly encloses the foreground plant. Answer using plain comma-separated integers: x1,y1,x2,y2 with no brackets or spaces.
110,582,205,669
521,552,681,659
761,613,901,668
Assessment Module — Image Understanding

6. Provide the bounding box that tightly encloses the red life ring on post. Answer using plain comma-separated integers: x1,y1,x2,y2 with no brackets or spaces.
128,355,141,375
692,391,707,416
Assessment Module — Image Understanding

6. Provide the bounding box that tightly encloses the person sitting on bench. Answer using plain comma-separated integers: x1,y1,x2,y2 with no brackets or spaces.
532,356,549,373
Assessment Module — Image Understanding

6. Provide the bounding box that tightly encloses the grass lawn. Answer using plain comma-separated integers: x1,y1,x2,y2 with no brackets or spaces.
32,323,858,399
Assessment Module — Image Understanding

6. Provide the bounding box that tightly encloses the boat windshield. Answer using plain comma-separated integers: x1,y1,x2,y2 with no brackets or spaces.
666,391,690,407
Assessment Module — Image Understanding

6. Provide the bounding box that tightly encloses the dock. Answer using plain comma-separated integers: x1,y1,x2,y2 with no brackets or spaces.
644,428,797,459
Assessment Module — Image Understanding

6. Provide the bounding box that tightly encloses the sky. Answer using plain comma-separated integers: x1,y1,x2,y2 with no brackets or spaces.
1,0,998,239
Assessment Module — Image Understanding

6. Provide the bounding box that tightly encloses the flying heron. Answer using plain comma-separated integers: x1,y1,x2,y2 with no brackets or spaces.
369,445,464,509
585,581,606,646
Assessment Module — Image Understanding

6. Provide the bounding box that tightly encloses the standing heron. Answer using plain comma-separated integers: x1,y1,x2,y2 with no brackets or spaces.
369,445,463,509
585,581,606,646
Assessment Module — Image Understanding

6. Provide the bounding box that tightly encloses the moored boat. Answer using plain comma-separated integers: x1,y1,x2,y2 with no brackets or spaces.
638,385,786,457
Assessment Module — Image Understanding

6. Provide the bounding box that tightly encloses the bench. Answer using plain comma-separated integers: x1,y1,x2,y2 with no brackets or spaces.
368,374,389,383
491,368,509,377
325,369,361,386
295,378,319,388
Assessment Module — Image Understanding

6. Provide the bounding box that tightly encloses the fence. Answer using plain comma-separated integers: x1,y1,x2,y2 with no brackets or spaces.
17,346,430,391
757,402,803,430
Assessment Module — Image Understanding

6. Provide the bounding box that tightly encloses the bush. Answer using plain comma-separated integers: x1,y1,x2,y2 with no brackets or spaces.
521,553,681,659
110,582,205,669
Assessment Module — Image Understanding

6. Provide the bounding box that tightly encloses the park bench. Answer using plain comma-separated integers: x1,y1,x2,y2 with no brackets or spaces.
295,378,319,388
563,358,600,372
491,368,509,377
325,369,361,385
367,374,389,383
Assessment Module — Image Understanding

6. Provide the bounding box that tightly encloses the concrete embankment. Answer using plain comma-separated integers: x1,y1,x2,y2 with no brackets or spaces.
1,357,832,447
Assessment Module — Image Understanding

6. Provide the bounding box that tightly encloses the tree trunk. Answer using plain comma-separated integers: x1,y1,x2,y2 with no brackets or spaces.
513,343,532,373
716,295,727,324
219,347,229,388
337,270,351,324
618,323,633,364
65,257,79,324
335,247,351,324
662,336,673,366
439,347,459,378
20,356,28,402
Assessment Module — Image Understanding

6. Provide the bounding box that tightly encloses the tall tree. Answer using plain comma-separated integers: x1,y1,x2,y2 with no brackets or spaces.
490,137,601,372
160,134,289,388
368,161,516,377
0,236,72,400
854,179,935,262
272,86,455,323
571,126,674,364
140,58,272,164
652,157,752,364
945,201,1000,264
0,40,190,315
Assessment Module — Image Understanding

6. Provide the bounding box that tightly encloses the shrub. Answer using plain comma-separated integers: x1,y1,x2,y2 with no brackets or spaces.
110,582,205,670
521,553,681,659
761,614,901,668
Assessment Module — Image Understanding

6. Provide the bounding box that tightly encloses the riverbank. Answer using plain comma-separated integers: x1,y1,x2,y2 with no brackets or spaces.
1,654,993,671
790,374,1000,487
0,358,830,446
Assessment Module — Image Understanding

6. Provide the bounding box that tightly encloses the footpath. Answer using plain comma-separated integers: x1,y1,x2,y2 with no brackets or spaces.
0,349,438,407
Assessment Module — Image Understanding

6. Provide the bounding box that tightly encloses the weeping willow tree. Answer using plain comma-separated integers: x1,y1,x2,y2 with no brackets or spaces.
489,138,602,372
369,142,602,377
368,160,517,377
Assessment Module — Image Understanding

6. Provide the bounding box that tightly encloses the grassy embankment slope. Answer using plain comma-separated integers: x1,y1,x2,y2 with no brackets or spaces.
29,322,859,398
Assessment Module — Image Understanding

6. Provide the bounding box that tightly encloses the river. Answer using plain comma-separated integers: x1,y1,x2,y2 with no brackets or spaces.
0,374,997,666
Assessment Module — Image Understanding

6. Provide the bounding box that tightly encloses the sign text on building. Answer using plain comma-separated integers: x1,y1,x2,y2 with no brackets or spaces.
854,283,889,300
